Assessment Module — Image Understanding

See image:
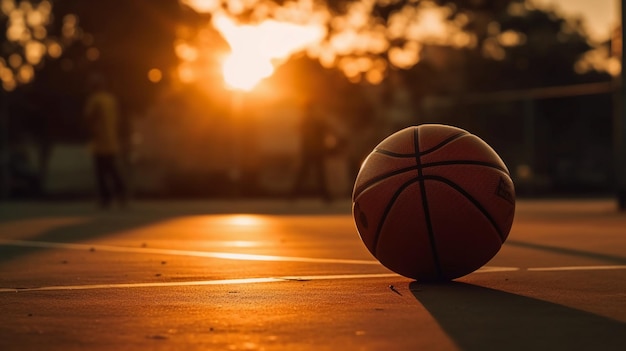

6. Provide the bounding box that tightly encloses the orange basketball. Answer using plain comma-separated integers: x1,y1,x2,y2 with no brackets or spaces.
352,124,515,281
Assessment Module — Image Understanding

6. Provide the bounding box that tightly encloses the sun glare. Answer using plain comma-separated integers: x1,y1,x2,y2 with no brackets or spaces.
212,14,325,91
180,0,220,13
178,0,490,85
225,214,265,227
222,52,274,91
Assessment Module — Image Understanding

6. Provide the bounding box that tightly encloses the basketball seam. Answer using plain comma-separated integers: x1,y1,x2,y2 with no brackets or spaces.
366,175,507,250
372,132,467,158
420,132,468,156
422,160,509,175
366,174,506,279
372,178,422,258
414,127,443,280
422,175,507,242
374,149,416,158
353,161,508,201
353,165,419,200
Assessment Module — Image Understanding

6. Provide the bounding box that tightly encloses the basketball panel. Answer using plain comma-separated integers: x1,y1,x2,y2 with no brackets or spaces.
420,134,509,173
416,124,468,154
375,182,438,280
374,127,416,154
353,152,418,199
425,180,504,279
423,165,515,241
353,171,420,255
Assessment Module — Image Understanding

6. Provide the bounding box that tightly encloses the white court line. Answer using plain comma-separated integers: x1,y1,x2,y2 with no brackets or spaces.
0,274,399,293
0,240,521,273
528,265,626,272
6,266,613,294
2,239,624,294
0,239,379,265
474,266,519,273
0,268,521,293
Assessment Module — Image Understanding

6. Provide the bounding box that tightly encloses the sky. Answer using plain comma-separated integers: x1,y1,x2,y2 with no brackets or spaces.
533,0,619,42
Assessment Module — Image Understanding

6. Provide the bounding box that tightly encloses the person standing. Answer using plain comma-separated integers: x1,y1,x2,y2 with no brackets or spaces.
84,73,127,209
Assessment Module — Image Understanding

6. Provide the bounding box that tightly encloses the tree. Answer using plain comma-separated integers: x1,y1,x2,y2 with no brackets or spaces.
48,0,181,115
0,0,86,197
1,0,182,197
3,0,615,197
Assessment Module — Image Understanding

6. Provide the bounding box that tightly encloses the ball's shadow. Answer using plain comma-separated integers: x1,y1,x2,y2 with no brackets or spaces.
409,281,625,351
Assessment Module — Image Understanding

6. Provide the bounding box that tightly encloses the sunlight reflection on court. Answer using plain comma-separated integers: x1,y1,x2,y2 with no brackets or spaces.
222,240,261,248
223,214,267,228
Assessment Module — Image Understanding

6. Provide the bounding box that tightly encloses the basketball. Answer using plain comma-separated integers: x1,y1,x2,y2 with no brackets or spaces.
352,124,515,281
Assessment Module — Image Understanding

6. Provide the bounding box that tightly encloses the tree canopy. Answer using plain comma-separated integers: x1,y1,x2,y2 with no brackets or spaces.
0,0,615,136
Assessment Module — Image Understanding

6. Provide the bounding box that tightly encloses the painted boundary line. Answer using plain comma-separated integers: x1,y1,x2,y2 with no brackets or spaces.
0,274,400,293
1,239,624,293
527,265,626,272
0,268,521,293
0,239,379,265
3,266,626,293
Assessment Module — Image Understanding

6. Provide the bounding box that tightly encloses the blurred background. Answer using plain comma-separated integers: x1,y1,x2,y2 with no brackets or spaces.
0,0,623,204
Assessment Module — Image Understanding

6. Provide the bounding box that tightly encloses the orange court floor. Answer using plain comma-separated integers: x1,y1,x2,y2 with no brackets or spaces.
0,198,624,351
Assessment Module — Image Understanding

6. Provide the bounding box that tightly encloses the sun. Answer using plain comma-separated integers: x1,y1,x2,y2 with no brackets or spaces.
213,14,325,92
222,52,274,91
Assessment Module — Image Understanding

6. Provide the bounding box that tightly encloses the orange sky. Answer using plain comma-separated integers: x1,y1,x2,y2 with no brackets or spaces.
534,0,619,41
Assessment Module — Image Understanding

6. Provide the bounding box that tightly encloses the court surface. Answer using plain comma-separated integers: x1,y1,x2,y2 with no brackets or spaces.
0,199,625,351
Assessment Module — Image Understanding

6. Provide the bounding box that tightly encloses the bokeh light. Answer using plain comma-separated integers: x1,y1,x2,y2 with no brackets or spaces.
47,41,63,58
25,40,46,65
86,47,100,61
1,0,80,90
178,0,482,86
8,53,22,68
147,68,163,83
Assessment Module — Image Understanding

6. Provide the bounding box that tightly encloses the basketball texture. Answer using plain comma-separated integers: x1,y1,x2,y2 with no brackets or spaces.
352,124,515,281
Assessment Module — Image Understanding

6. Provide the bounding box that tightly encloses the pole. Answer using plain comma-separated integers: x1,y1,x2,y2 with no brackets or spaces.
523,99,535,194
618,0,626,210
0,89,8,201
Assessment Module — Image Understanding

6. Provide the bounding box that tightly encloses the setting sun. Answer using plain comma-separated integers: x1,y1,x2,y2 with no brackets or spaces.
212,14,326,91
222,51,274,91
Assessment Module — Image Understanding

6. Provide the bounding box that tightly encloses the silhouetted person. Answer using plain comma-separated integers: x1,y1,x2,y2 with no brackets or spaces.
84,73,127,209
7,138,41,197
291,99,334,202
